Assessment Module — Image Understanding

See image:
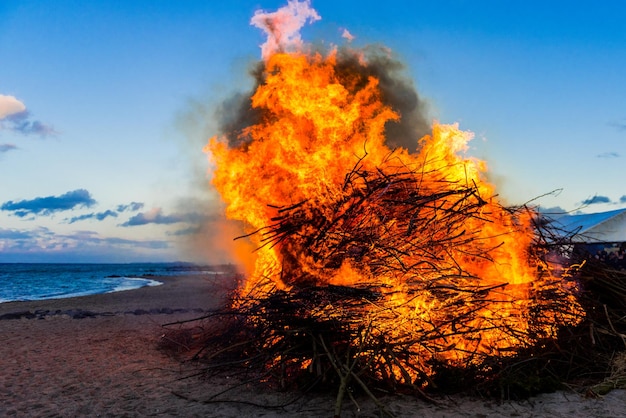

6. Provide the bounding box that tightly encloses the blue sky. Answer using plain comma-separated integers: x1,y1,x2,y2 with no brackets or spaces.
1,0,625,263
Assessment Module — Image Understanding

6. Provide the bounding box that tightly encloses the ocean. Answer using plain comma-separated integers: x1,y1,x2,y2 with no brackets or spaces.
0,263,228,303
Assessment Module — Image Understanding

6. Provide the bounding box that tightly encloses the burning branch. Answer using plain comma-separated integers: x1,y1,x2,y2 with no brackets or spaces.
190,157,583,405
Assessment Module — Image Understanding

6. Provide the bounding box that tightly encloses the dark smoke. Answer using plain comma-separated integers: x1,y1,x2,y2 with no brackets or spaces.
214,46,431,152
214,62,265,149
335,46,431,151
184,45,431,265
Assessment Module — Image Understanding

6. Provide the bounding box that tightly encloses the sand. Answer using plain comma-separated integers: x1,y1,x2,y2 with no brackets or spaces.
1,274,625,417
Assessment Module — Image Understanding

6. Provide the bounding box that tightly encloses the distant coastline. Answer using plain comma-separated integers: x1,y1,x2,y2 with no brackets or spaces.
0,262,233,304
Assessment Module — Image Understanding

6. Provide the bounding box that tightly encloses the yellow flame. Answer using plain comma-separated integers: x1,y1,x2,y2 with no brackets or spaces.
205,48,584,377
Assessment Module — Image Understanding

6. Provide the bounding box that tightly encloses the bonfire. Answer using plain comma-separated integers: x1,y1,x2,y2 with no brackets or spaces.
164,1,626,415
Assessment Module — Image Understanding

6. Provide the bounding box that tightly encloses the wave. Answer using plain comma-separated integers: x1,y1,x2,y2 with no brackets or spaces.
0,263,192,303
107,277,163,293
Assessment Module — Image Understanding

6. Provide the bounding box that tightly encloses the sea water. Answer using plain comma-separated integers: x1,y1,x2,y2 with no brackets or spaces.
0,263,223,303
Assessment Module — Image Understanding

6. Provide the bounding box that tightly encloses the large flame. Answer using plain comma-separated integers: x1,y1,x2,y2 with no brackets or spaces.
204,3,583,381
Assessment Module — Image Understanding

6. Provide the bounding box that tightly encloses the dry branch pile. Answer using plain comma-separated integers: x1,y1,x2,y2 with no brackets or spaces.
253,158,492,285
159,162,626,415
466,261,626,399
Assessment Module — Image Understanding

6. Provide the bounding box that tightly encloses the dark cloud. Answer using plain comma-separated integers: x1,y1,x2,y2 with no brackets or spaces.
0,144,17,153
120,208,203,227
116,202,144,212
537,205,568,215
66,210,118,224
620,195,626,204
94,210,117,220
1,189,96,217
1,110,56,136
11,210,36,219
63,202,146,224
597,151,620,158
581,195,612,205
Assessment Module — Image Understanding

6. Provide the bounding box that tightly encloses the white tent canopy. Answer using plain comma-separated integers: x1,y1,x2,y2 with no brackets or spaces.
552,208,626,243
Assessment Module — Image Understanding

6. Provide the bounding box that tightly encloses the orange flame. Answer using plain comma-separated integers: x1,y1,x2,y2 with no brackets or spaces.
205,43,583,377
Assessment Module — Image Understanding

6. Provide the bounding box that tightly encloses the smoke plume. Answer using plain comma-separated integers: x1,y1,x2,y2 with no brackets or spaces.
181,1,432,267
216,49,431,151
250,0,321,61
216,3,431,151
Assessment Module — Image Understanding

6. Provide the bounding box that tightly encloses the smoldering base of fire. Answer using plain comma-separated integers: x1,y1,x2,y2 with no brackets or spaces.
156,214,626,417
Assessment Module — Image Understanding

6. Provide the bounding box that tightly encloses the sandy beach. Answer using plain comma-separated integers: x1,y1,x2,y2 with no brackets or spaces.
1,274,625,417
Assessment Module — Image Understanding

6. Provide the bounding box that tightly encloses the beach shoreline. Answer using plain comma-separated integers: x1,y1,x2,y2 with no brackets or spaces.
1,274,625,417
0,274,237,417
0,274,229,316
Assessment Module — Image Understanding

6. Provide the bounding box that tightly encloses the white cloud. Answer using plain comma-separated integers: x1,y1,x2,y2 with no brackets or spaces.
0,95,26,120
341,28,355,42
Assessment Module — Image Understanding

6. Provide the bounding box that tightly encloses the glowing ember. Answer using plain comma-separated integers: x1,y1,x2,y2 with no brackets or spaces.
204,0,583,384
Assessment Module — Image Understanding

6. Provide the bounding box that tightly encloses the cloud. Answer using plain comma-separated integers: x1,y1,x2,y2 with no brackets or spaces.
0,227,171,262
537,205,568,215
581,195,612,205
1,189,97,217
48,230,168,249
608,119,626,132
0,144,17,153
66,210,118,224
0,95,26,119
0,94,56,137
101,236,168,249
116,202,144,212
597,151,620,158
167,226,202,236
620,195,626,204
0,228,34,240
120,208,203,227
0,226,54,252
63,202,146,224
2,110,56,136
